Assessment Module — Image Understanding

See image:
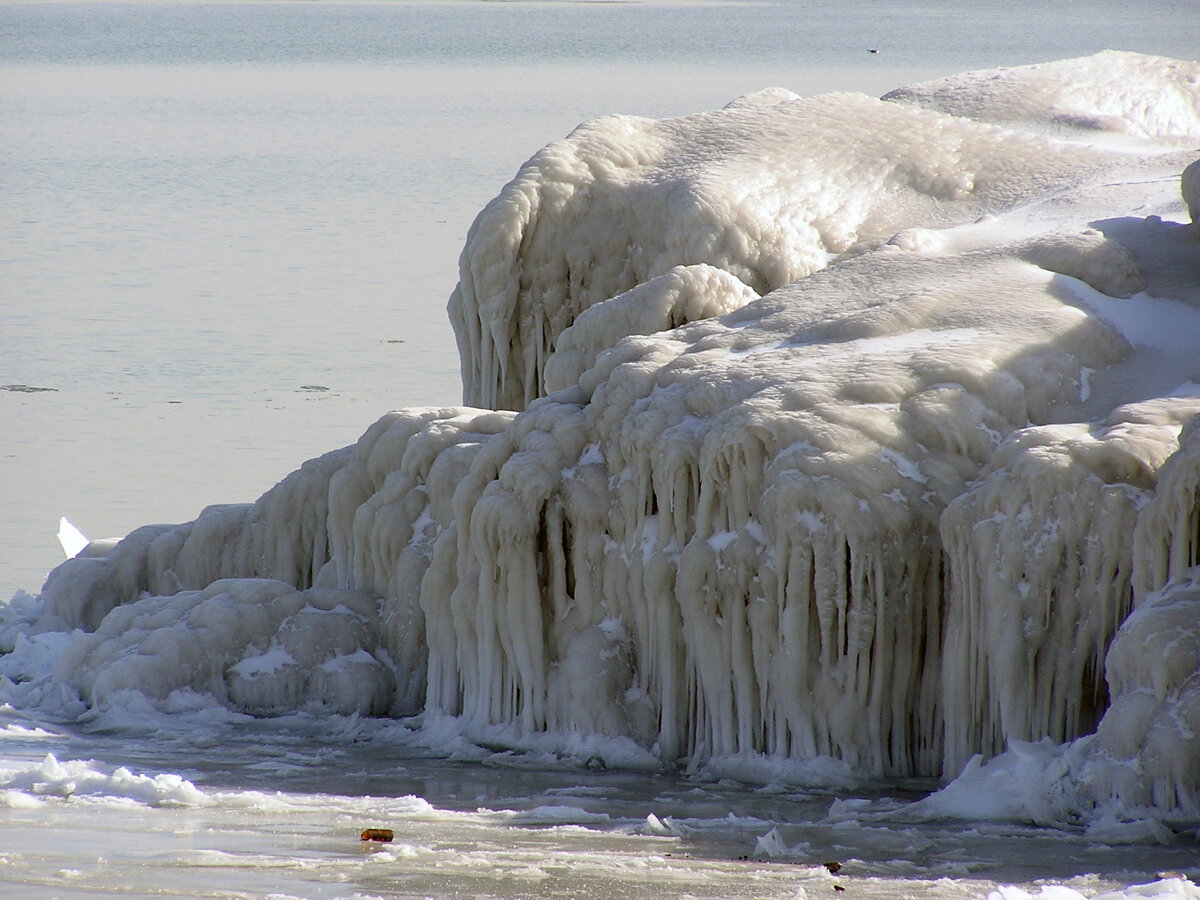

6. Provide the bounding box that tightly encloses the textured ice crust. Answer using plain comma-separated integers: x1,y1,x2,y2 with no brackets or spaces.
882,50,1200,141
14,53,1200,828
0,753,209,809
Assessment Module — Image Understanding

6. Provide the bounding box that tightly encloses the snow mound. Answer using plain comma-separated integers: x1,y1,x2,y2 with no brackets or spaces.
10,53,1200,828
544,263,759,393
450,82,1107,410
57,579,396,717
990,879,1200,900
0,753,209,808
883,51,1200,142
1016,230,1145,298
1093,567,1200,817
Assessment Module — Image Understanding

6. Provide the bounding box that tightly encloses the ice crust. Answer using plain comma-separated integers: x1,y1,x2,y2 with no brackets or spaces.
882,50,1200,142
0,753,209,808
14,53,1200,827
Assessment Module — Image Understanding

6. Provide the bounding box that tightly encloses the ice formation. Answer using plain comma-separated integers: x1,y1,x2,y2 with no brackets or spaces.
14,53,1200,825
0,753,209,808
55,517,89,560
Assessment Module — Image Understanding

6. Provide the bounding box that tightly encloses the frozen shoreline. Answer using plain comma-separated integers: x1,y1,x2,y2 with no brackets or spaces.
2,706,1198,899
5,25,1200,896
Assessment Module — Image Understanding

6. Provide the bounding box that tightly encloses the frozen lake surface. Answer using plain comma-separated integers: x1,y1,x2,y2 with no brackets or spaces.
4,2,1200,898
3,705,1198,899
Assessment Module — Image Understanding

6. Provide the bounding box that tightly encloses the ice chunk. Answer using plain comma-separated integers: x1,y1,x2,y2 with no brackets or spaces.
987,880,1200,900
55,517,90,559
1092,569,1200,817
0,753,209,808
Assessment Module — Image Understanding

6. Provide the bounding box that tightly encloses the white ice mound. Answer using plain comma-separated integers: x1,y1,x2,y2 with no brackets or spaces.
57,579,396,716
0,753,209,808
883,50,1200,141
18,54,1200,822
543,263,760,393
450,79,1110,410
1094,566,1200,817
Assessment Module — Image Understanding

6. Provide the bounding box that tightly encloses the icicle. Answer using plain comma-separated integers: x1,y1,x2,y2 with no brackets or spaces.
1090,567,1200,818
1133,414,1200,601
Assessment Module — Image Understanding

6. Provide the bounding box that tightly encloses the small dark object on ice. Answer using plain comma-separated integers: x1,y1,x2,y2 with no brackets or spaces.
823,861,843,874
361,828,394,842
834,886,846,893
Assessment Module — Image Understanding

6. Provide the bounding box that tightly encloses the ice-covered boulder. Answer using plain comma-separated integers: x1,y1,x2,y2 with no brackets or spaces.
1093,567,1200,817
1184,158,1200,223
57,579,395,717
20,54,1200,818
449,82,1109,410
939,400,1200,776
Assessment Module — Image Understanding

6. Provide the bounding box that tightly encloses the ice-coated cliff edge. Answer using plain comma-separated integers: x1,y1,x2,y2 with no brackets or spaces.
14,52,1200,826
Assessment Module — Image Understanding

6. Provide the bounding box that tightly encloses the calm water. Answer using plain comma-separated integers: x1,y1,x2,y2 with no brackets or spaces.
2,0,1198,598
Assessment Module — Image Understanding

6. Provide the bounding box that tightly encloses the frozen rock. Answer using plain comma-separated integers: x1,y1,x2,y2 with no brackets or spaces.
22,54,1200,820
1093,568,1200,817
57,578,395,716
